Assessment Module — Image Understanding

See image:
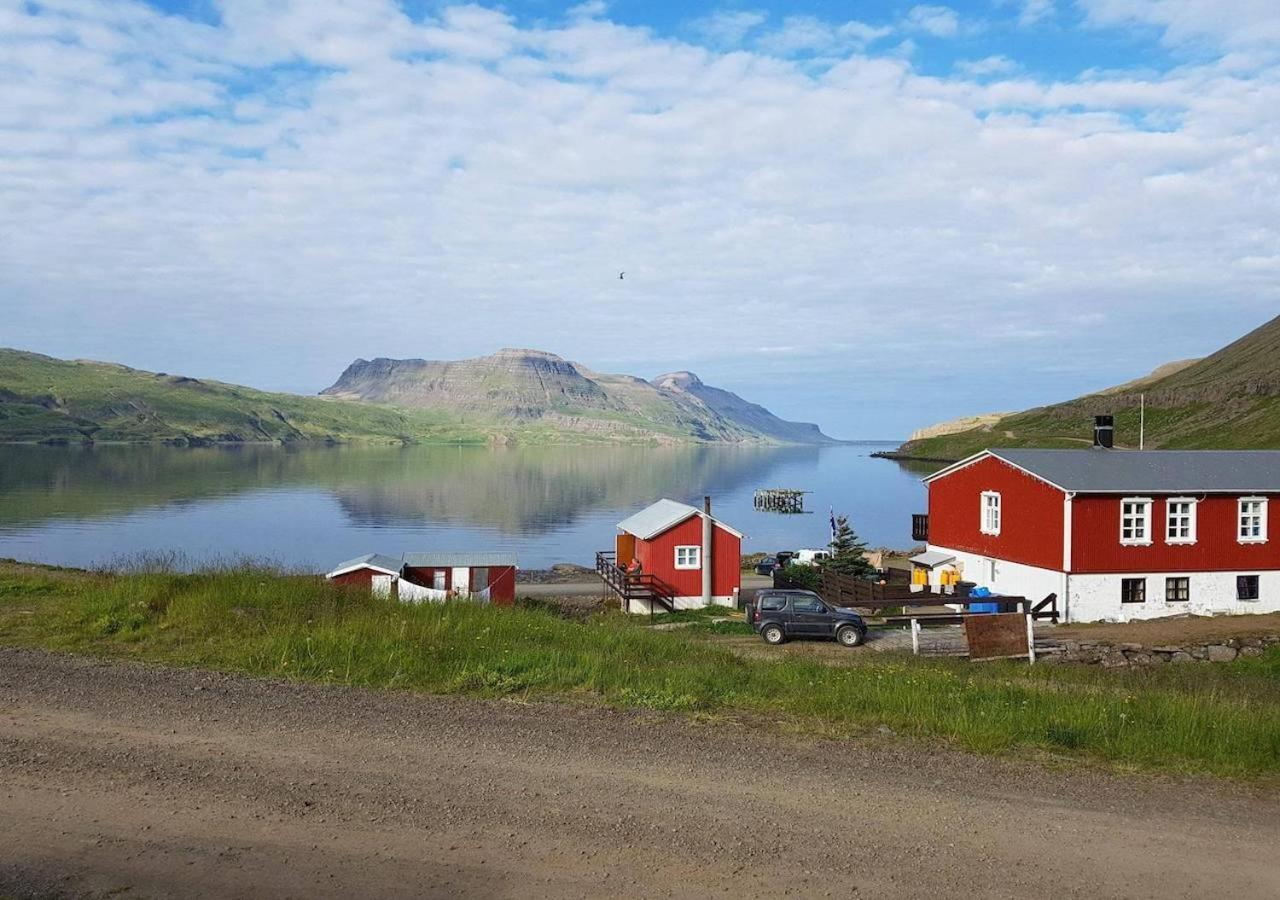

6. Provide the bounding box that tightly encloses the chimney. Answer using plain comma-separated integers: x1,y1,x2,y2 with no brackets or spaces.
1093,415,1114,449
702,496,713,607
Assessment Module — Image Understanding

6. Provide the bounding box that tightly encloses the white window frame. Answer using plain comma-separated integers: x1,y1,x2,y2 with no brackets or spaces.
1120,497,1153,546
674,545,702,570
979,491,1001,536
1238,497,1268,545
1165,497,1197,545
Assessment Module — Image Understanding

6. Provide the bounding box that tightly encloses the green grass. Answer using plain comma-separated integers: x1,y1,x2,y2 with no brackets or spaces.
2,562,1279,778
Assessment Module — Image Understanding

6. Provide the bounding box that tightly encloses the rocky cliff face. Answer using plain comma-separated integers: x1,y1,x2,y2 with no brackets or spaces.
322,350,837,444
650,371,837,444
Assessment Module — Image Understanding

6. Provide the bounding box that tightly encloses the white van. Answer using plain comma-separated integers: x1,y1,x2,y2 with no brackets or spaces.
791,548,831,566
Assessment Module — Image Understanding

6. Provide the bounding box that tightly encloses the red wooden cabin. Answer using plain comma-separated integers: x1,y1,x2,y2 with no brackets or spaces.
606,498,742,614
918,435,1280,622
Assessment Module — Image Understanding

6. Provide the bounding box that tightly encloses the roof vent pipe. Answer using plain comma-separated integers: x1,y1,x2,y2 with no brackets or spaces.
1093,415,1114,449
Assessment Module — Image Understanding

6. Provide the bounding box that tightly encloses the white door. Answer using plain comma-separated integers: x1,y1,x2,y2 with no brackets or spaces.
451,567,470,594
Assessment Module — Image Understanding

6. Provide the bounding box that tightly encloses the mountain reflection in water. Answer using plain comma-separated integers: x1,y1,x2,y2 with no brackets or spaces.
0,443,927,570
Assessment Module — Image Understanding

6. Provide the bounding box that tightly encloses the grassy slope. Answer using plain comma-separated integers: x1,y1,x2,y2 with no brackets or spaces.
0,350,763,446
900,315,1280,460
1,561,1278,778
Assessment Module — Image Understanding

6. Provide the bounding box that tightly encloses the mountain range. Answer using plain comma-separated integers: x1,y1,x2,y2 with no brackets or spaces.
895,314,1280,461
321,349,836,444
0,347,835,446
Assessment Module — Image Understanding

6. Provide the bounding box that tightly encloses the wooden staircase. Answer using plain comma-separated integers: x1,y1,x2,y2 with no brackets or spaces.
596,551,676,614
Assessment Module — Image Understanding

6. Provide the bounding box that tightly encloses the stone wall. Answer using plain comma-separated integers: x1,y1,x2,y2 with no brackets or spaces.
1039,635,1280,668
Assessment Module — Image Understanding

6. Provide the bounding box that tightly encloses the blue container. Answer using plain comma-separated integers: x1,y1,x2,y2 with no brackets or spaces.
969,601,1000,614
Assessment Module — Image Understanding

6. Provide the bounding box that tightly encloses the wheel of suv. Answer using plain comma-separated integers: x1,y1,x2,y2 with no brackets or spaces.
836,625,865,648
761,624,785,645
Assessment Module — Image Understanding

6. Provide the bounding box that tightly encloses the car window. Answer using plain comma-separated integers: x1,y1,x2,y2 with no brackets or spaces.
759,594,786,611
791,596,825,613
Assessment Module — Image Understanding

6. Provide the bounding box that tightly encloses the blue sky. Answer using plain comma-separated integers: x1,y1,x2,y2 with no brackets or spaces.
2,1,1279,438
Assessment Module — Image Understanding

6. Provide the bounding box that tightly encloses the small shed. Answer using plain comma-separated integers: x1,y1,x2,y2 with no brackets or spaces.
326,553,405,598
401,551,517,605
324,551,517,605
614,498,742,613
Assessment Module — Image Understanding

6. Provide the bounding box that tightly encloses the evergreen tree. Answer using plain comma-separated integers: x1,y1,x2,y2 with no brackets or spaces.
825,514,876,578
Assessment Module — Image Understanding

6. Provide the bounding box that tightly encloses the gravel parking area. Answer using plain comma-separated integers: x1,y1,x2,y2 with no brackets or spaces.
2,648,1278,899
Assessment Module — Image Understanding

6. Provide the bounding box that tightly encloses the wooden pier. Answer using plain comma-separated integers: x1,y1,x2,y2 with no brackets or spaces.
753,488,809,514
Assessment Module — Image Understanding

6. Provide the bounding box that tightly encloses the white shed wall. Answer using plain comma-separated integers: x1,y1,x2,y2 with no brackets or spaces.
927,545,1065,610
1068,571,1280,622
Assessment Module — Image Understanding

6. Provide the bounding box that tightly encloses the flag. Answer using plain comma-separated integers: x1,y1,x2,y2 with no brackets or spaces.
829,507,838,544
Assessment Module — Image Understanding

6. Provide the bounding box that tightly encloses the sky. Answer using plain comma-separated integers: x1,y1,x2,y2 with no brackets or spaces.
1,1,1278,440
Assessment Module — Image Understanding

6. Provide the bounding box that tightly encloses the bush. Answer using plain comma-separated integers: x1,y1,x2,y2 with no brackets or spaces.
779,562,822,591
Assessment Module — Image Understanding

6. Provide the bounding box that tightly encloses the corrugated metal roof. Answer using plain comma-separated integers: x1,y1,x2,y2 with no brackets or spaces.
990,449,1280,493
401,551,518,568
911,551,956,568
616,499,745,540
327,553,404,576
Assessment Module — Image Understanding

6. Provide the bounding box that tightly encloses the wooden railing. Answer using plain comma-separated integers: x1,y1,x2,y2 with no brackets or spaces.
595,551,676,614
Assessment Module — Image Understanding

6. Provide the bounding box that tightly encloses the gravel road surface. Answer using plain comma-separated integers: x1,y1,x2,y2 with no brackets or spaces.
2,648,1277,899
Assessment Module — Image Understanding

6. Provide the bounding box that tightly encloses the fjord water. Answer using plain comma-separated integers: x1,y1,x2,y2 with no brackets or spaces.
0,444,928,571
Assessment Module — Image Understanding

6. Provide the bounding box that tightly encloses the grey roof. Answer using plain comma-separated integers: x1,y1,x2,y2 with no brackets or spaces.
401,551,517,568
616,499,744,540
989,449,1280,493
910,551,956,568
327,553,403,576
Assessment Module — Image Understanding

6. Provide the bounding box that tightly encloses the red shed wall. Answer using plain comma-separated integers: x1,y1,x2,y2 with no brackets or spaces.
633,515,741,597
488,566,516,605
928,455,1065,571
1071,494,1280,573
330,569,375,589
404,566,450,590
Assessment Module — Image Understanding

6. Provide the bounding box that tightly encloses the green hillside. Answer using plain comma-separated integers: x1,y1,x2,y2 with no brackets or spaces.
896,315,1280,461
0,350,489,445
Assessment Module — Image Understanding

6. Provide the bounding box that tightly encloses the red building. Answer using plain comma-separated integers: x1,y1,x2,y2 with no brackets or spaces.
919,443,1280,622
607,498,742,614
326,552,517,605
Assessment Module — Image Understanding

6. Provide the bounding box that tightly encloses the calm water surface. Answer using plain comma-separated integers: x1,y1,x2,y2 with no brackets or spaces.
0,443,931,571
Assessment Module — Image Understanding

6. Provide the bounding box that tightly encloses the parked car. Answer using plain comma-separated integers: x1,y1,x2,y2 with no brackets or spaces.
754,555,778,576
749,589,867,647
791,548,831,567
774,550,796,568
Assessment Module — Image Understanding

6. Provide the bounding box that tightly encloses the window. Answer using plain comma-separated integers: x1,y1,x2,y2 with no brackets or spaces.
432,569,446,591
674,545,701,569
759,594,786,611
1121,578,1146,604
791,596,825,613
1120,498,1152,545
1165,498,1197,544
1237,575,1260,601
1238,498,1268,544
1165,577,1190,602
980,491,1001,535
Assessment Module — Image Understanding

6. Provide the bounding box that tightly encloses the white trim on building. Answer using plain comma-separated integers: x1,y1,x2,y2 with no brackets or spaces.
1165,497,1198,545
1238,497,1268,544
674,545,702,570
980,491,1002,535
1119,497,1153,546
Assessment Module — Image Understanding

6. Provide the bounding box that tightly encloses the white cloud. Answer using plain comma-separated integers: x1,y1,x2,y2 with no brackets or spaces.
956,55,1021,77
1012,0,1056,27
0,1,1277,433
1081,0,1280,49
688,9,767,47
754,15,891,56
904,5,960,38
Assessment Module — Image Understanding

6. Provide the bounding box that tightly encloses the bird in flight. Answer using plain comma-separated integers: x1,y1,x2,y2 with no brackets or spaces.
618,272,624,280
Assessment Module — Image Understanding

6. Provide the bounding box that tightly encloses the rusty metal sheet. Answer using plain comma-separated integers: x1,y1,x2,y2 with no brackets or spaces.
964,613,1031,662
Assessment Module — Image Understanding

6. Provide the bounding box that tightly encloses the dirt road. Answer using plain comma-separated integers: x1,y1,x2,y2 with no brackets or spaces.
2,648,1277,899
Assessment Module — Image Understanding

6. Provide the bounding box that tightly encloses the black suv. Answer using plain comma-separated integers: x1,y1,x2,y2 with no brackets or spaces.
749,590,867,647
